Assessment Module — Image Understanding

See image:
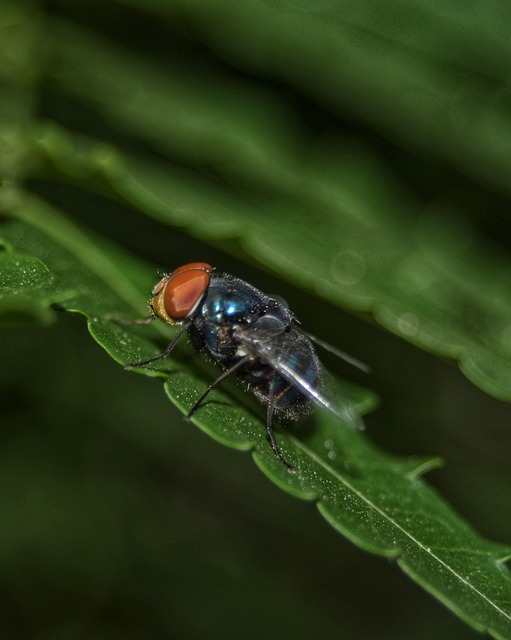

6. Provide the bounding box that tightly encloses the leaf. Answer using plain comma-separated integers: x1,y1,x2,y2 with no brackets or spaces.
40,20,511,404
114,0,511,198
0,243,58,324
2,196,511,639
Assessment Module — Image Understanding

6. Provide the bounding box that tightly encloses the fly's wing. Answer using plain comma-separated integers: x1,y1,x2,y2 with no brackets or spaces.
306,332,370,373
239,317,364,430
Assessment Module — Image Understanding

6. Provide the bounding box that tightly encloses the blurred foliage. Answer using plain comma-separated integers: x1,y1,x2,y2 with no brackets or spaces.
1,1,511,639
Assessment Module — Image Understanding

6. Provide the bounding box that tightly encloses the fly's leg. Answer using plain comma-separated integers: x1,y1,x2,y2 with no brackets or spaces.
188,359,294,470
186,357,249,419
266,384,294,471
126,321,191,368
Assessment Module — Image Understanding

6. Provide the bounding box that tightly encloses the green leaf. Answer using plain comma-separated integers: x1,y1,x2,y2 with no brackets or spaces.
2,196,511,639
0,248,57,325
114,0,511,198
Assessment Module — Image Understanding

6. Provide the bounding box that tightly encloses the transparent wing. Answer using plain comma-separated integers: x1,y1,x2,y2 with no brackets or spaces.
239,318,364,430
306,332,370,374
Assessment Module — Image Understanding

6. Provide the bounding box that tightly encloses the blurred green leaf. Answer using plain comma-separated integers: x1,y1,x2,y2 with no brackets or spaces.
1,198,511,639
114,0,511,196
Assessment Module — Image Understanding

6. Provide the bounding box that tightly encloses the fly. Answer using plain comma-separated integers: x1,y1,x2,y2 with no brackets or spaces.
120,262,367,470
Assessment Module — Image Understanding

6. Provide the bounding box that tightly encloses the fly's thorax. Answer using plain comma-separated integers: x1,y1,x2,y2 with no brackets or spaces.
199,275,270,326
190,277,285,364
188,311,246,365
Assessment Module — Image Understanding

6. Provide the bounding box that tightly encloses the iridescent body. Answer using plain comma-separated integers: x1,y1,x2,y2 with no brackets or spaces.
130,263,364,469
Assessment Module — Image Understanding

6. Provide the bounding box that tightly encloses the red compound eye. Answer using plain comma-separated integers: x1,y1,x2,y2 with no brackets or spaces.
151,262,212,323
